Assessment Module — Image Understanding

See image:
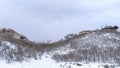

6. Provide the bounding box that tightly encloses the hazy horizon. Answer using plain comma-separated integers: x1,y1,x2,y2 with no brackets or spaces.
1,0,120,41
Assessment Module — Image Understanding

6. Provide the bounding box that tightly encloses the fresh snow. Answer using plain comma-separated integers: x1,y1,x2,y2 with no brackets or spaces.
1,30,120,68
103,33,120,40
0,54,120,68
0,59,120,68
2,41,16,49
77,32,120,48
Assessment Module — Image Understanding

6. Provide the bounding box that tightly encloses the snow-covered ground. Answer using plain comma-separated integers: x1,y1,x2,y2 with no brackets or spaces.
1,30,120,68
1,54,120,68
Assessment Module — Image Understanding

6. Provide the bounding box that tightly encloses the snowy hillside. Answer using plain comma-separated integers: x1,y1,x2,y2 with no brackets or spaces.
1,54,120,68
1,26,120,68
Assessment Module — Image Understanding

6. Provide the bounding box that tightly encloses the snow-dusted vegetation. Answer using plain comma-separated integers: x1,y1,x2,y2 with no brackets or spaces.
0,26,120,68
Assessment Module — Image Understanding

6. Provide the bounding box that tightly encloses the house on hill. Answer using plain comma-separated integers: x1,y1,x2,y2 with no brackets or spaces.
102,26,119,31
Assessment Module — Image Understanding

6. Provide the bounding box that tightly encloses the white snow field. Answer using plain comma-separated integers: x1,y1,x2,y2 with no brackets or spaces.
0,54,120,68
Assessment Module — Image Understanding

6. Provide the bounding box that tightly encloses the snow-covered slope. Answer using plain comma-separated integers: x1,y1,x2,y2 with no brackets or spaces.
1,26,120,68
1,54,120,68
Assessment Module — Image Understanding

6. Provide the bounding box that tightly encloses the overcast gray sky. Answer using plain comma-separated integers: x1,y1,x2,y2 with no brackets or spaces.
1,0,120,42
